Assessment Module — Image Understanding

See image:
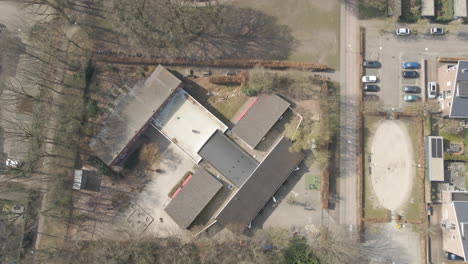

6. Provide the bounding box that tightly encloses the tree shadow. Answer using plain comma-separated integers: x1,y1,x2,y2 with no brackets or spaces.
105,3,297,61
188,6,298,60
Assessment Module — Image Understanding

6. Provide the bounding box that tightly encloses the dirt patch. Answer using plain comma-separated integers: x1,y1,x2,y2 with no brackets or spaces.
370,120,414,211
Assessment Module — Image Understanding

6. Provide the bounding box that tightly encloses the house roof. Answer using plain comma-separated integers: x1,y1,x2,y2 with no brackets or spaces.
89,65,181,166
425,136,444,181
457,61,468,97
232,94,290,149
455,0,468,17
73,170,102,192
421,0,434,16
198,130,258,187
453,202,468,260
164,168,222,229
450,61,468,118
216,137,304,233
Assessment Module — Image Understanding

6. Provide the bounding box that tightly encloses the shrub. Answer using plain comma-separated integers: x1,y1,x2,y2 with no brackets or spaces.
86,100,99,119
242,87,258,96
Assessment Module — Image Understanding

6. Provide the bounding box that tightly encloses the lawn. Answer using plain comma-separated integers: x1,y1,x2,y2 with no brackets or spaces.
359,0,387,19
401,119,422,222
232,0,341,69
435,0,454,21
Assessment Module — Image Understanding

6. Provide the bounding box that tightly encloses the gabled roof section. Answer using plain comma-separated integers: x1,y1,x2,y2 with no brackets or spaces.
457,61,468,97
216,137,304,233
89,65,182,165
165,168,222,229
198,130,258,187
453,202,468,260
232,94,290,149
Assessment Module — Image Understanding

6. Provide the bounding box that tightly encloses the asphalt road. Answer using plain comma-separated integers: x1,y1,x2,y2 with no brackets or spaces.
338,0,358,228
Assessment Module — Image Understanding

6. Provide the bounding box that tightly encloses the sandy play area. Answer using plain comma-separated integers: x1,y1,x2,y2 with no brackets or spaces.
369,120,414,211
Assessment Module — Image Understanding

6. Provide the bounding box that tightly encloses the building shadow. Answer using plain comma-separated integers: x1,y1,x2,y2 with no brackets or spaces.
244,161,308,235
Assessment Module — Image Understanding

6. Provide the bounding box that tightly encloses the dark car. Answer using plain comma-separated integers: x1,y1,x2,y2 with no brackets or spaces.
402,71,419,78
403,86,420,93
363,60,381,68
402,62,420,69
364,84,379,92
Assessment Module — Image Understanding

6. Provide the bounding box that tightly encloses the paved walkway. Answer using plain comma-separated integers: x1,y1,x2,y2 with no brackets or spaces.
338,0,359,228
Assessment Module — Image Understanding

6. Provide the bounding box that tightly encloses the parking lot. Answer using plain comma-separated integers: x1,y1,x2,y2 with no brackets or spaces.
362,22,468,111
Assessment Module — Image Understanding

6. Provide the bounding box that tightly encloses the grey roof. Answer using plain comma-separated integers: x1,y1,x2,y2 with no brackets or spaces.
455,0,468,17
453,202,468,260
198,130,258,187
216,137,304,233
421,0,434,16
165,168,222,229
425,136,444,181
73,170,102,192
89,65,182,166
457,61,468,97
232,94,290,148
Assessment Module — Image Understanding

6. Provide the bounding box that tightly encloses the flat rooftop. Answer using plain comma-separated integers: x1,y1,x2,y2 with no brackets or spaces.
232,94,290,149
216,137,304,233
164,168,222,229
421,0,434,16
426,136,444,182
90,65,181,166
152,89,228,163
198,130,259,187
455,0,468,17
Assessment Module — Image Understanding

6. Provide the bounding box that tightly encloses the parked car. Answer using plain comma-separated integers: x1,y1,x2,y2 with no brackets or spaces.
5,159,23,168
364,84,379,92
362,75,377,83
402,71,419,78
428,81,437,99
430,27,445,35
427,206,433,216
403,94,420,102
363,60,381,68
402,62,420,69
396,28,410,36
445,252,463,260
403,86,420,93
225,71,237,76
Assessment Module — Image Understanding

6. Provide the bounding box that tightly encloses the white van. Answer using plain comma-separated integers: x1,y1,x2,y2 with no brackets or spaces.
428,82,437,99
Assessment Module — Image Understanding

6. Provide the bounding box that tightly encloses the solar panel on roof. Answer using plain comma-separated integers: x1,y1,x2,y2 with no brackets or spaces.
431,138,437,158
436,138,443,158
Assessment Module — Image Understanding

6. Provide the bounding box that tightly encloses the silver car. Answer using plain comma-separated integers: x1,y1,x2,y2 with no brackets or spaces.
396,28,410,36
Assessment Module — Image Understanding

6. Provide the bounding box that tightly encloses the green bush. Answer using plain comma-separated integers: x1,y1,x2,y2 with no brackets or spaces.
245,66,275,94
86,100,99,119
242,87,258,96
284,236,320,264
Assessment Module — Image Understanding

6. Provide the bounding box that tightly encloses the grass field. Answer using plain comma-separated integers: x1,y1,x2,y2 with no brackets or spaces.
232,0,341,69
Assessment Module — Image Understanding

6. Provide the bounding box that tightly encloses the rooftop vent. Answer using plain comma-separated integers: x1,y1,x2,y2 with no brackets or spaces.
462,68,468,73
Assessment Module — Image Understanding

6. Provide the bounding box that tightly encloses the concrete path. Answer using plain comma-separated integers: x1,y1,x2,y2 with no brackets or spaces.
338,0,359,228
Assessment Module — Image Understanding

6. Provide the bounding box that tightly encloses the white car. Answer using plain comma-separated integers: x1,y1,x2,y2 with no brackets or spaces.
428,82,437,99
396,28,410,36
5,159,22,168
362,75,377,83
